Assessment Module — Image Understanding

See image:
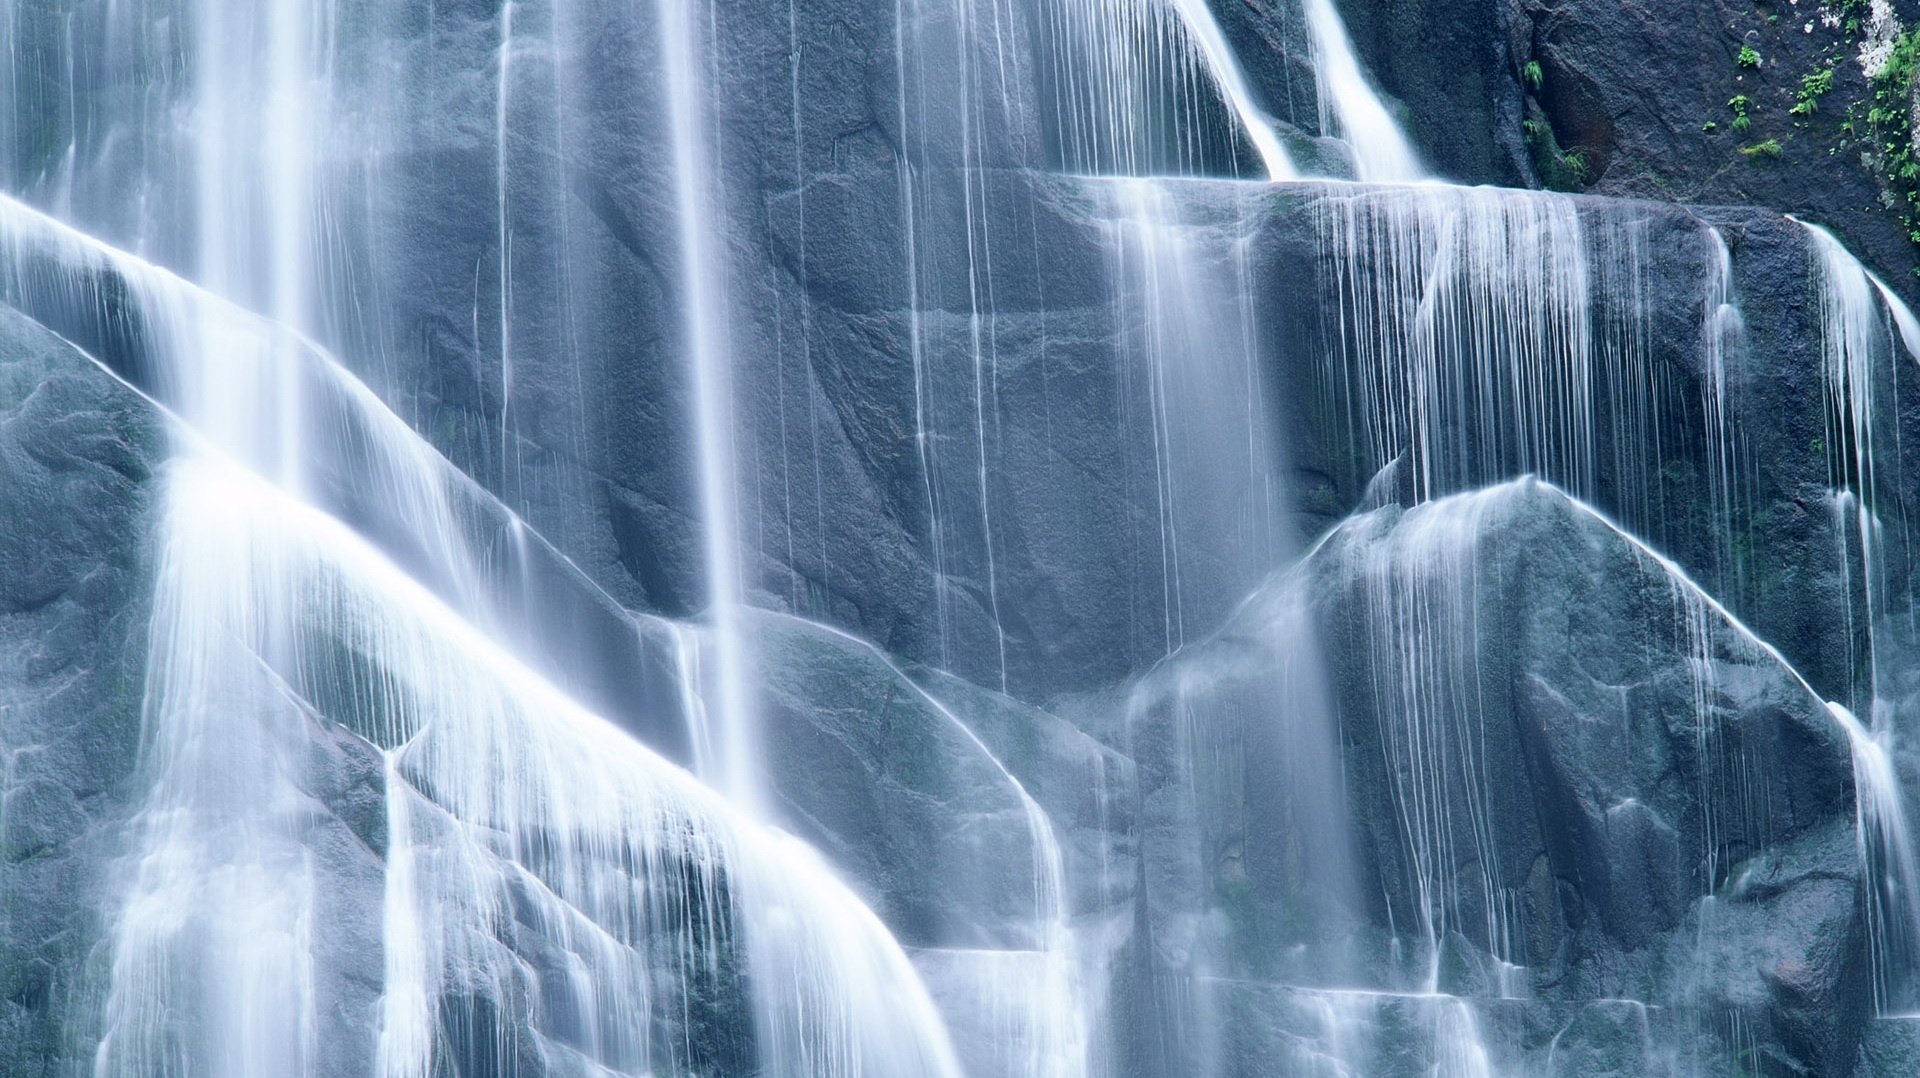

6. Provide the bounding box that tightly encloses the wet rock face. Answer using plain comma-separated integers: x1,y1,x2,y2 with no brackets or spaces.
1123,481,1870,1074
0,304,160,1072
1511,0,1898,230
6,0,1920,1074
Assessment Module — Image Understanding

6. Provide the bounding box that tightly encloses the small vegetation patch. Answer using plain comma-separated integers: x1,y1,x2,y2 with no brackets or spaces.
1730,2,1920,264
1859,30,1920,241
1728,94,1754,132
1524,113,1591,192
1792,65,1836,117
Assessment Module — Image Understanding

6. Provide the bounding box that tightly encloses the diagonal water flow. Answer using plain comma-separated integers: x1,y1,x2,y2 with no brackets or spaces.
781,617,1089,1076
1556,479,1920,1017
1163,0,1292,180
0,188,977,1075
0,192,498,625
16,0,1920,1069
1029,0,1295,178
8,0,1110,1063
1302,0,1424,182
118,455,968,1078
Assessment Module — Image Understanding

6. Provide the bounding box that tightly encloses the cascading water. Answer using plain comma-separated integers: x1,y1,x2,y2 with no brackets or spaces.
1800,220,1920,720
1700,227,1750,594
1313,184,1681,520
9,0,1920,1074
657,0,761,809
1095,177,1288,653
1302,0,1423,182
0,191,972,1077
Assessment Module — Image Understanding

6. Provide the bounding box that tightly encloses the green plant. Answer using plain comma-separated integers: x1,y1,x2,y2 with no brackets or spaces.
1835,0,1870,34
1858,30,1920,251
1703,120,1720,132
1738,43,1762,69
1791,65,1836,117
1728,94,1753,132
1741,138,1784,158
1523,60,1543,90
1523,109,1589,191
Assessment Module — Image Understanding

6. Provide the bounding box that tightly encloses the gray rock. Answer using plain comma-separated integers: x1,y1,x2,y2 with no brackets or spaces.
0,303,159,1075
1112,479,1869,1074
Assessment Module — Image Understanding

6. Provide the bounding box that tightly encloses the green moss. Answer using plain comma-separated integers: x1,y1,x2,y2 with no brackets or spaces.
1525,113,1591,192
1741,138,1784,158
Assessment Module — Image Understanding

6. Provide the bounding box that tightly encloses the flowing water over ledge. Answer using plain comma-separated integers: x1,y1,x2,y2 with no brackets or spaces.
3,0,1920,1075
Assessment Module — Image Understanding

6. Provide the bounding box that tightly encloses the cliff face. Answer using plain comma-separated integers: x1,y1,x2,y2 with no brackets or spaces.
4,0,1920,1074
1284,0,1920,298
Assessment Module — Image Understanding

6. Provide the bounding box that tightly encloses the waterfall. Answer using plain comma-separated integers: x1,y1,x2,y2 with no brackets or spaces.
1162,0,1293,180
1700,228,1750,593
1334,477,1920,1062
0,190,971,1076
658,0,761,808
1317,185,1647,508
7,0,1920,1073
1302,0,1423,182
1570,481,1920,1020
1340,486,1527,994
1031,0,1293,177
1831,702,1920,1015
1800,219,1920,721
1096,177,1286,653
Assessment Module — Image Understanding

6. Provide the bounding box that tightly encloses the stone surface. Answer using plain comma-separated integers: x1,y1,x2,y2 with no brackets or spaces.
0,303,158,1073
3,0,1919,1074
1111,480,1870,1074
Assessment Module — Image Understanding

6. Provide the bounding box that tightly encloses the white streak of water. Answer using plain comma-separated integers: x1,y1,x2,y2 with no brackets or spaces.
1701,227,1750,592
0,185,969,1078
1319,186,1600,503
658,0,760,808
1798,219,1920,735
1034,0,1293,178
1304,0,1424,182
1164,0,1293,179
